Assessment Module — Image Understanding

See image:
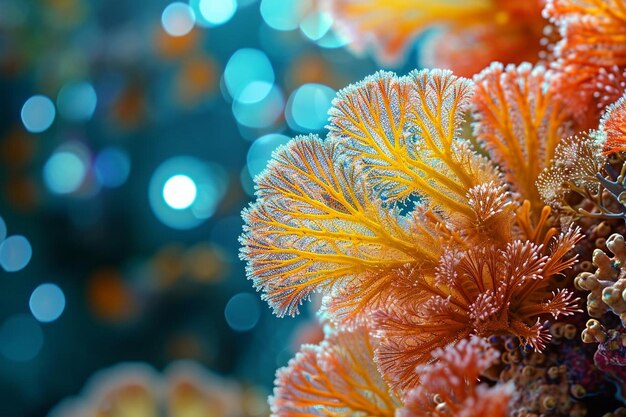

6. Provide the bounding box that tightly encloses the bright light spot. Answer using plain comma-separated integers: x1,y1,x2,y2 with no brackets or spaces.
224,49,274,101
224,292,261,332
300,11,333,41
232,85,284,128
0,235,32,272
0,314,43,362
44,150,87,194
246,133,291,178
163,175,197,209
237,81,273,104
149,157,227,229
94,147,131,188
29,283,66,323
286,83,336,131
199,0,237,25
56,81,97,122
260,0,308,31
316,29,350,49
21,95,55,133
161,2,196,36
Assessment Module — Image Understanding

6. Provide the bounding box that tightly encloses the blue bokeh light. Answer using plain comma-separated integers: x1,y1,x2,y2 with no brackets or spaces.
0,235,32,272
224,49,274,101
21,95,56,133
0,314,44,362
43,146,88,195
224,292,261,332
161,2,196,36
260,0,306,31
199,0,237,25
56,81,97,122
94,147,131,188
149,156,228,229
232,85,284,128
246,133,291,178
286,83,336,132
29,283,66,323
0,216,6,243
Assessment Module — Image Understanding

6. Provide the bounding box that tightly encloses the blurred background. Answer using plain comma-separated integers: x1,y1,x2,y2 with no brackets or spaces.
0,0,422,415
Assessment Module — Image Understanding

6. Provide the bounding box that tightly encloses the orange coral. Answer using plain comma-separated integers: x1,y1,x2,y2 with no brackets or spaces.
546,0,626,129
601,93,626,153
398,337,511,417
271,326,400,417
323,0,546,76
472,62,573,212
374,228,582,392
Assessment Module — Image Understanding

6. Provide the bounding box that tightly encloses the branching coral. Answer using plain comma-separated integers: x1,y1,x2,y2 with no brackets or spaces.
240,2,626,415
323,0,547,77
546,0,626,129
397,336,511,417
472,62,573,212
373,228,582,392
271,326,400,417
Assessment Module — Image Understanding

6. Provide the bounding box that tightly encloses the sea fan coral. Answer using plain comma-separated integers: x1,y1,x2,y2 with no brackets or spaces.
472,62,572,211
241,1,626,414
323,0,547,77
271,326,400,417
546,0,626,129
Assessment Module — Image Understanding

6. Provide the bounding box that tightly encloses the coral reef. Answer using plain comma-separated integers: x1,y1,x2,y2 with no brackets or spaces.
241,1,626,416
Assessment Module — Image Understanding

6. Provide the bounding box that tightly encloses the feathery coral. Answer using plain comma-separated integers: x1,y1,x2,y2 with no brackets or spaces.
398,337,511,417
271,326,399,417
374,228,582,392
324,0,546,76
472,62,572,210
241,135,441,320
328,69,496,217
601,93,626,154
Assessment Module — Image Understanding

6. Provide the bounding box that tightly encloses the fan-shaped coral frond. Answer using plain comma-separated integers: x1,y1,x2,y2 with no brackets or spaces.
601,93,626,154
328,69,497,218
537,130,606,217
322,0,546,76
374,228,582,392
397,337,511,417
271,327,399,417
545,0,626,68
472,62,572,211
241,136,441,319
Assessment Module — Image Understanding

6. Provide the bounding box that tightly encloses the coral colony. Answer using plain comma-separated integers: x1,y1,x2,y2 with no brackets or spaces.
240,1,626,416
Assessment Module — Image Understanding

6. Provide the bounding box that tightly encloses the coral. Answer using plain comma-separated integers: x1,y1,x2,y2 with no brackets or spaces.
271,326,400,417
373,228,582,392
602,93,626,154
397,336,511,417
472,62,573,212
47,361,263,417
575,233,626,324
545,0,626,129
323,0,546,76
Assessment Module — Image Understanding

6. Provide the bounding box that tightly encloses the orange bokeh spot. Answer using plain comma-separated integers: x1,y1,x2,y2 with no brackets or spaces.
175,55,219,106
154,26,200,59
87,268,136,322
